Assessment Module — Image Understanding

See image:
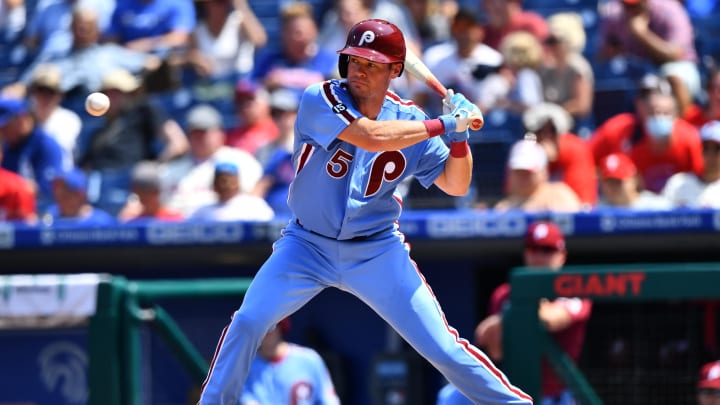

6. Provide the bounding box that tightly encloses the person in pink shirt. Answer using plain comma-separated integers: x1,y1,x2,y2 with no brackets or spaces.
225,80,279,156
599,0,700,114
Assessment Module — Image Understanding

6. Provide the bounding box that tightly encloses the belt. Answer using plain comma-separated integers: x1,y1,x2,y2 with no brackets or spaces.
295,219,388,241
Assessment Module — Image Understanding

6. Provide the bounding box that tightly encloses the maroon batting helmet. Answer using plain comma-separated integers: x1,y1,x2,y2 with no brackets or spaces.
337,19,406,78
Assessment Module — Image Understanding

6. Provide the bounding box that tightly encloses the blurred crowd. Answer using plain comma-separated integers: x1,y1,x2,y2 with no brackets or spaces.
1,0,720,227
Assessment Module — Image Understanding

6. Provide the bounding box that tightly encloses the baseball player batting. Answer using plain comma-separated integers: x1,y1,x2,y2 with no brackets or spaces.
197,19,532,405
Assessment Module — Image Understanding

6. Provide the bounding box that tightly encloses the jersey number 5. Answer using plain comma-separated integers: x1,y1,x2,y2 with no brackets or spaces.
326,149,407,197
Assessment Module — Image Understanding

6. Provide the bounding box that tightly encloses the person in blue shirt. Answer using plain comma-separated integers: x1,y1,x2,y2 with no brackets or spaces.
250,2,337,100
104,0,196,55
22,0,116,64
0,97,66,213
239,318,340,405
43,168,116,226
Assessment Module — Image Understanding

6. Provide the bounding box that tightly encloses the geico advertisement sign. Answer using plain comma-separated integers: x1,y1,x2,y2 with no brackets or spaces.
146,222,245,244
425,214,528,238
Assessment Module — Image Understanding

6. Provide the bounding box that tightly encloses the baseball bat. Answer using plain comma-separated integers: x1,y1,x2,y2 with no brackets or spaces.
404,49,484,131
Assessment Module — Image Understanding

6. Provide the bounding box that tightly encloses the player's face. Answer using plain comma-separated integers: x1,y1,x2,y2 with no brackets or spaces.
524,246,566,270
346,56,400,97
698,388,720,405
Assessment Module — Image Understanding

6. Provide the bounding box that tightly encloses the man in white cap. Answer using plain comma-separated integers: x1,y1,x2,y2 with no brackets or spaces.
662,120,720,208
494,138,582,213
163,104,262,217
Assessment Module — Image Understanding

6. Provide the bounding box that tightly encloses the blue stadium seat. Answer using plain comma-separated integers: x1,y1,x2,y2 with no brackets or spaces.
693,17,720,75
86,169,132,216
148,89,195,127
470,140,513,206
474,108,524,143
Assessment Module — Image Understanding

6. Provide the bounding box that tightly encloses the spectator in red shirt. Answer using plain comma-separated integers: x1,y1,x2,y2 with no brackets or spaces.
481,0,549,50
474,221,592,405
0,147,37,223
523,102,598,208
589,74,704,192
684,68,720,128
225,80,279,156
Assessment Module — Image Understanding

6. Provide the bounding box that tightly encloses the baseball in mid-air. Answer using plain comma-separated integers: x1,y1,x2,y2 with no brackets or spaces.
85,92,110,116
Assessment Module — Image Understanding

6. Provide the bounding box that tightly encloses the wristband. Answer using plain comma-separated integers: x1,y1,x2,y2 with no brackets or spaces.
423,119,445,137
450,141,469,158
438,114,457,134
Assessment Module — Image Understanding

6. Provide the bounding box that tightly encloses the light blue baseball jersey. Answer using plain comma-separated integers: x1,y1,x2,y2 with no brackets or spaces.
197,79,533,405
288,79,449,240
240,344,339,405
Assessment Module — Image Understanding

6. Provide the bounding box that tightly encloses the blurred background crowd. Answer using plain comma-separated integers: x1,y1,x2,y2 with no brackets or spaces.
1,0,720,227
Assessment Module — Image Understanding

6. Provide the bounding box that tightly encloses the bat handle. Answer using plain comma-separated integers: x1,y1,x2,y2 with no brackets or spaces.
469,116,484,131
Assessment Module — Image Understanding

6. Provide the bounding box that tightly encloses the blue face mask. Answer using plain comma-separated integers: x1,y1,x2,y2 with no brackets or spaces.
645,115,674,139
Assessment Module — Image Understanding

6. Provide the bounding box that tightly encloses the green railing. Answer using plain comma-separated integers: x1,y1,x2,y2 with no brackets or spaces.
503,262,720,404
87,276,253,405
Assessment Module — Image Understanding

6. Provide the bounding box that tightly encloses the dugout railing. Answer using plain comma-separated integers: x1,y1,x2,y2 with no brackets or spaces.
87,276,253,405
503,262,720,404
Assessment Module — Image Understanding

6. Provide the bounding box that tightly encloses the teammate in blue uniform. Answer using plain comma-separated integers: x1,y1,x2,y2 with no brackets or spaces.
240,318,339,405
198,19,533,405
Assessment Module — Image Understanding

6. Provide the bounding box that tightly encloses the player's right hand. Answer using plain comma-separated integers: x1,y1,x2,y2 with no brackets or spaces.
438,111,470,142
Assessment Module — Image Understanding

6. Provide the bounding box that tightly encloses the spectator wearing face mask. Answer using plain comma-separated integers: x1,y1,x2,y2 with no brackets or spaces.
588,74,704,193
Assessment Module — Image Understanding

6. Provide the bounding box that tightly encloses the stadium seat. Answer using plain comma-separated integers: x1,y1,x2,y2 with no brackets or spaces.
475,108,524,143
693,16,720,75
470,140,513,206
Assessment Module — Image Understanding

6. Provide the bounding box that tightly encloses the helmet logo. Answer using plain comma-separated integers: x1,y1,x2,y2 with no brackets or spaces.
358,30,376,46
